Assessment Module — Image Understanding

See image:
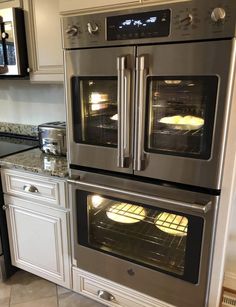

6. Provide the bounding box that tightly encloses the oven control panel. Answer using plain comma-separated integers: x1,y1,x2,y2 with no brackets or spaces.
106,10,170,41
62,0,236,49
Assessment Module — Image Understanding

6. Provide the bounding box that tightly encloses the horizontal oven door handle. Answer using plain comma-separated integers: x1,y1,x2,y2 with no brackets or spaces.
67,179,212,215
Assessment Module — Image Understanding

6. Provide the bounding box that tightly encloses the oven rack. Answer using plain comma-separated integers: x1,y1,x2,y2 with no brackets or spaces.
90,205,187,274
152,127,203,136
94,203,188,235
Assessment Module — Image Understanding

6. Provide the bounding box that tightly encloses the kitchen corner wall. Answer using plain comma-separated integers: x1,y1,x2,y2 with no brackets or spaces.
224,198,236,290
0,80,65,125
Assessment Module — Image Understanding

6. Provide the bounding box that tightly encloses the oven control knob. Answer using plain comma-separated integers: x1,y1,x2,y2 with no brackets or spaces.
179,14,193,26
65,25,78,36
87,22,99,35
211,8,226,23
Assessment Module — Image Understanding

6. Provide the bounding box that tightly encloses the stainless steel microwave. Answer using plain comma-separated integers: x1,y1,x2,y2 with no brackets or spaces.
0,7,28,77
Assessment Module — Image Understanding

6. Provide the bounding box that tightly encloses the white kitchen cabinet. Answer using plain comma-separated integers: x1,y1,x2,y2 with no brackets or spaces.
0,0,22,8
59,0,141,14
23,0,64,82
1,169,71,288
2,169,67,207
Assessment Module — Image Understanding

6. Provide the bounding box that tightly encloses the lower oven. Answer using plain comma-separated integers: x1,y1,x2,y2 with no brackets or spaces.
68,171,218,307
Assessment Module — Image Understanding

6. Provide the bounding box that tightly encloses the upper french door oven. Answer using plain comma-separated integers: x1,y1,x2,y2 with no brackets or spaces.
63,1,236,190
62,1,236,307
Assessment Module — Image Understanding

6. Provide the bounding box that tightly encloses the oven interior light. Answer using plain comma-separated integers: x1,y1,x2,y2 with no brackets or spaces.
90,92,108,104
164,80,182,85
91,195,104,208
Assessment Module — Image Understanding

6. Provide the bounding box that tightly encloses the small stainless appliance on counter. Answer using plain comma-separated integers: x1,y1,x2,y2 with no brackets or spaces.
38,122,66,156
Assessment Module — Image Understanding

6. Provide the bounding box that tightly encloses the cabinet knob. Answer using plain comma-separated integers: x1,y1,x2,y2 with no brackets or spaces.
97,290,115,302
23,184,39,193
2,205,8,210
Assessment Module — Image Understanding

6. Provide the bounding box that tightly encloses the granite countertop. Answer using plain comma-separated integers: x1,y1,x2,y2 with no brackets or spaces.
0,122,38,138
0,148,68,178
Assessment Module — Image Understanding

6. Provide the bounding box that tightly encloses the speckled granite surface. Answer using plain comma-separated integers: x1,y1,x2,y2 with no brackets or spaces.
0,122,38,137
0,148,68,178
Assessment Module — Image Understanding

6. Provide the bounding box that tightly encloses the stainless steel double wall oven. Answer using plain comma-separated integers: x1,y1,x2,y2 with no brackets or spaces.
62,1,236,306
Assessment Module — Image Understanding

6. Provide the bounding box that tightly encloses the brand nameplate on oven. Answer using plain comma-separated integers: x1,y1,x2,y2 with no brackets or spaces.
106,10,171,41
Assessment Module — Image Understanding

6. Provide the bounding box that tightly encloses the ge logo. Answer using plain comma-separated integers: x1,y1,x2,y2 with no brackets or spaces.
127,268,135,276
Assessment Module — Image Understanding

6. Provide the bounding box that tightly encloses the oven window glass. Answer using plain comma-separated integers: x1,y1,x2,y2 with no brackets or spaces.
77,191,204,283
0,43,4,65
71,77,118,147
145,76,218,159
4,22,16,65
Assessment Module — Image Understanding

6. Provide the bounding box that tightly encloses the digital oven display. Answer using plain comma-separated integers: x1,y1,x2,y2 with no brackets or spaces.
107,9,170,41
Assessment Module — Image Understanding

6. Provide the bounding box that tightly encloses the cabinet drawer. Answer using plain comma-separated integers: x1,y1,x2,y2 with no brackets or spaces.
2,169,67,207
73,268,172,307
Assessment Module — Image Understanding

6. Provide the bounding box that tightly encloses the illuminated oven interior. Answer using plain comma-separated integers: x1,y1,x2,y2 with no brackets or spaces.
146,76,218,159
72,77,118,147
87,194,188,276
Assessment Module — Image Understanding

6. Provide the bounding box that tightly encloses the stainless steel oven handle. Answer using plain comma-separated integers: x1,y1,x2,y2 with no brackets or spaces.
117,55,131,168
134,55,148,171
67,179,212,214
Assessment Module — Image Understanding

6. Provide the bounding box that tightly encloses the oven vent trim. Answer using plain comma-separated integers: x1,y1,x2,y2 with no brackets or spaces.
222,293,236,306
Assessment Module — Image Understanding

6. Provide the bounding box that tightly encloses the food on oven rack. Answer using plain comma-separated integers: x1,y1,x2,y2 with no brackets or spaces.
106,203,146,224
155,212,188,236
159,115,204,130
110,113,118,121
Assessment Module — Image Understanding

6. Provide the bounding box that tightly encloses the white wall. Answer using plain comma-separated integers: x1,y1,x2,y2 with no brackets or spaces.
224,196,236,290
0,80,65,125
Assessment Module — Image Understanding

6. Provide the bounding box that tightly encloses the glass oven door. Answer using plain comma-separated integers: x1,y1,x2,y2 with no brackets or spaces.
69,175,218,306
69,173,217,282
134,40,234,189
77,191,203,283
65,46,135,173
146,76,218,159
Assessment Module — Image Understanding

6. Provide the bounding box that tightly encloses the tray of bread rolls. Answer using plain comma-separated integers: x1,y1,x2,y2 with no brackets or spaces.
158,115,204,131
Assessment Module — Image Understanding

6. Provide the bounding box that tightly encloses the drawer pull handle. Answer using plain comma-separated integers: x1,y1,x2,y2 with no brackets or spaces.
23,184,39,193
97,290,115,302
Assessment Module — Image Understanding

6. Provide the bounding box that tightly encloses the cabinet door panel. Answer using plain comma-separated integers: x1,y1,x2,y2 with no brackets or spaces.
13,208,61,274
24,0,63,82
5,196,71,287
33,0,62,68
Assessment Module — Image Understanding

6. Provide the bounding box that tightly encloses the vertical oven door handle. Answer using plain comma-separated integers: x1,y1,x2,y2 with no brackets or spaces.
117,55,131,168
134,55,149,171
